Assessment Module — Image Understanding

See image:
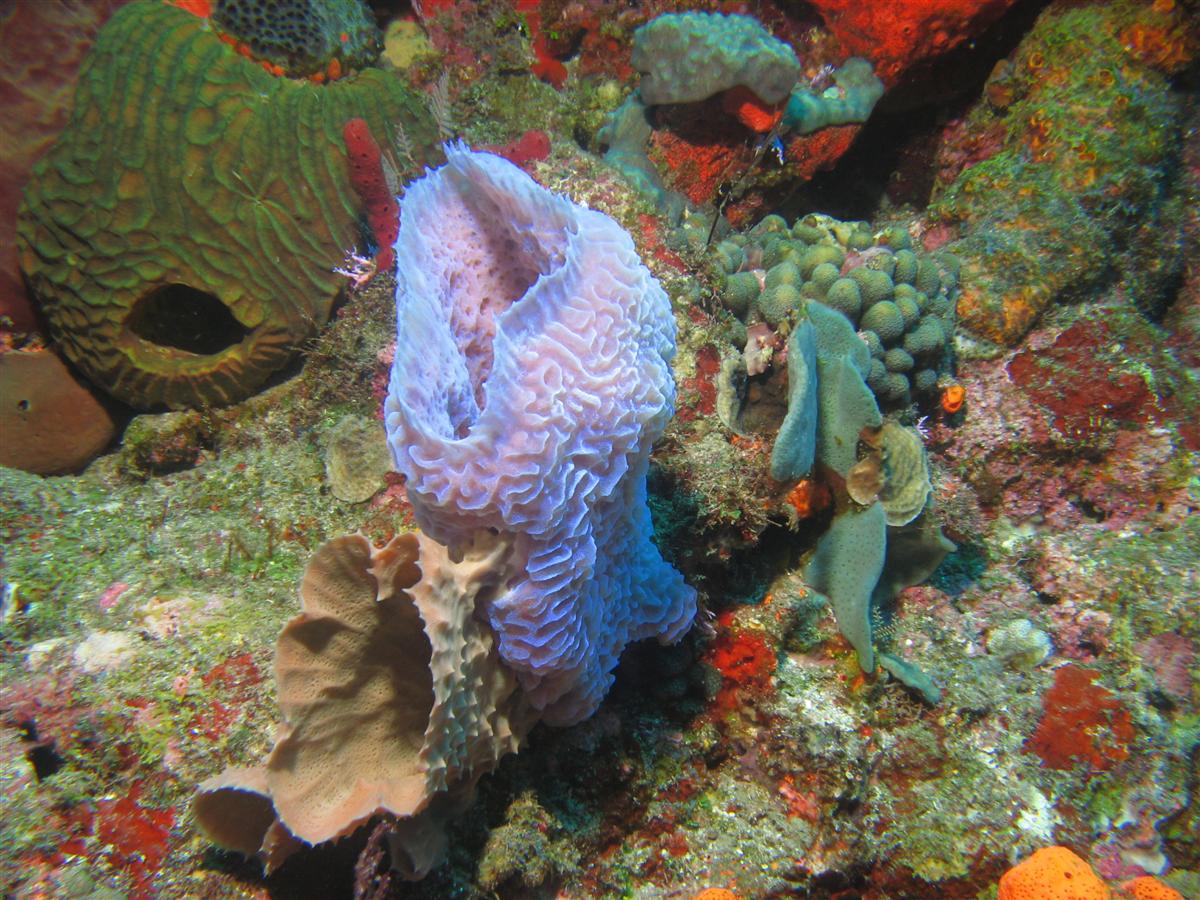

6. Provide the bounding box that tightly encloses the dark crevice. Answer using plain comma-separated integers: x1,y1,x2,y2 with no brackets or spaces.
126,283,250,356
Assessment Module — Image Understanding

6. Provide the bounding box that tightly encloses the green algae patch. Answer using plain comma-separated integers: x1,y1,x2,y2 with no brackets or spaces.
931,0,1193,344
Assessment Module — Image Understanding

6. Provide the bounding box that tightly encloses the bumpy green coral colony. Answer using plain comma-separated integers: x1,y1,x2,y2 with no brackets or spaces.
17,0,437,409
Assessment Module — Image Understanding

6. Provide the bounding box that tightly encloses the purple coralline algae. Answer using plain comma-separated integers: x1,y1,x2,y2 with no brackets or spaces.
384,143,696,725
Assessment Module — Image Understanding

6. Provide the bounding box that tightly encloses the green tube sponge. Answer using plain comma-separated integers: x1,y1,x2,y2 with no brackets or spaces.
804,501,887,673
893,249,919,285
752,214,791,236
631,12,802,105
722,271,761,318
824,277,862,320
877,225,913,250
756,282,802,326
783,57,884,134
860,300,905,342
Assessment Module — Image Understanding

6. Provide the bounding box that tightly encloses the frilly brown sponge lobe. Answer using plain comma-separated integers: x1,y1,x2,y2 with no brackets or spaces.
16,0,438,409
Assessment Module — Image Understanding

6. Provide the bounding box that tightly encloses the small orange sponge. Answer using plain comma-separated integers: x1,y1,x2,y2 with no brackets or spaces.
998,847,1110,900
1122,876,1183,900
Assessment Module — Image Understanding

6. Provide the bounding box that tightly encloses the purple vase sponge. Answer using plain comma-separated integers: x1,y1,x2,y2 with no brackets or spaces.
384,143,696,725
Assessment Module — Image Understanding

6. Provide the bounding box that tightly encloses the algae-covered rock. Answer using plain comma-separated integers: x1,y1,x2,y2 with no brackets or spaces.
324,414,392,503
17,0,439,409
0,348,116,475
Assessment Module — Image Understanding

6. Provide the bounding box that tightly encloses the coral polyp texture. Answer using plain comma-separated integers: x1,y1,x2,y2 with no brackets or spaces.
210,0,381,79
16,0,437,409
384,144,696,725
194,530,536,879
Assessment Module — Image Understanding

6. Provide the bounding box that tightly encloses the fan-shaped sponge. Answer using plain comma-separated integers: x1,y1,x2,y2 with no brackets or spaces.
194,530,536,879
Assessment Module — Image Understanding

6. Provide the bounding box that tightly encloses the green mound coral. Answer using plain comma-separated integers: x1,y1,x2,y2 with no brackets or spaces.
211,0,381,78
17,0,438,409
713,212,958,410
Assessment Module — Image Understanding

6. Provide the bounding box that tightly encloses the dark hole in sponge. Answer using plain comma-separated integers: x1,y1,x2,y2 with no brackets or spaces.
127,283,250,356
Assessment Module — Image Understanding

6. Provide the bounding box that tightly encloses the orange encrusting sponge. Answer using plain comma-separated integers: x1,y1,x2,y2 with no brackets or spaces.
1121,876,1183,900
998,847,1110,900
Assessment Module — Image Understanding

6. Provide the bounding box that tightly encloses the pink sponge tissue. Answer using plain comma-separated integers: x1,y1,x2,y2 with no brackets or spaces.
384,142,696,725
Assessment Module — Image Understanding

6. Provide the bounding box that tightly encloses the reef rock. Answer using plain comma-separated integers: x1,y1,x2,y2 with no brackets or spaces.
0,347,116,474
384,143,696,725
194,530,536,879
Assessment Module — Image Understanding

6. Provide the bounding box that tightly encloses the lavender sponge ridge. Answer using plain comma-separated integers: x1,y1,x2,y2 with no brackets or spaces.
384,143,696,725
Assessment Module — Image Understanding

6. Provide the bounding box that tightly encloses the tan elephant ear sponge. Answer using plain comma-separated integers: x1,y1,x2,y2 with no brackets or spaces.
195,529,536,876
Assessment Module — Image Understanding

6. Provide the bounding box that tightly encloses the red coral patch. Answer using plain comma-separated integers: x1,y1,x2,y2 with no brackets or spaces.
1024,664,1134,772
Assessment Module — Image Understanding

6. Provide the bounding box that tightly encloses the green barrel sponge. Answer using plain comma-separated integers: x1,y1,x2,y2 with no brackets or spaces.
884,347,914,373
860,300,905,342
16,0,438,409
632,12,802,106
722,271,761,318
850,267,894,307
823,277,862,320
765,260,802,291
756,282,803,326
893,249,919,285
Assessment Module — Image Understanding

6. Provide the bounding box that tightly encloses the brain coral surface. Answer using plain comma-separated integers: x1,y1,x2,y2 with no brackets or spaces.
384,143,696,725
